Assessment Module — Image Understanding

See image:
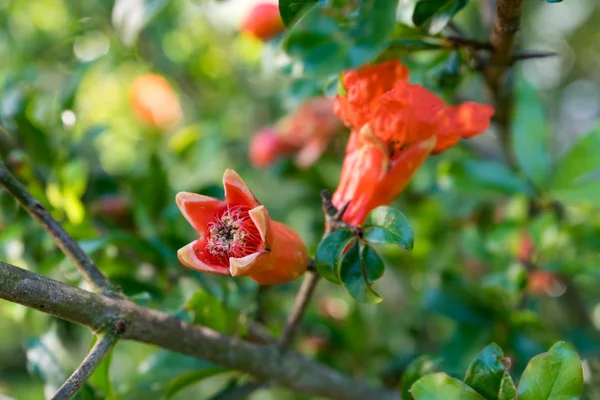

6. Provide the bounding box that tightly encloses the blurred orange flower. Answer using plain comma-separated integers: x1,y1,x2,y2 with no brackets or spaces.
333,60,494,225
130,74,182,129
249,97,343,169
241,3,285,41
176,169,308,285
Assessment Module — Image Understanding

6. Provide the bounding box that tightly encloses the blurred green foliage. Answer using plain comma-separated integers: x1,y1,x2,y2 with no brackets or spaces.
1,0,600,399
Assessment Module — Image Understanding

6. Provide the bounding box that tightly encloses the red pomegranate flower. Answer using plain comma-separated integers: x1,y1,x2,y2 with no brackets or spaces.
249,97,343,169
241,3,285,41
176,169,309,285
333,60,494,225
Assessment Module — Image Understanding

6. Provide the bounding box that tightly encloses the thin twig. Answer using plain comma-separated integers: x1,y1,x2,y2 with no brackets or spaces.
0,158,118,296
51,334,118,400
278,270,321,349
0,261,396,400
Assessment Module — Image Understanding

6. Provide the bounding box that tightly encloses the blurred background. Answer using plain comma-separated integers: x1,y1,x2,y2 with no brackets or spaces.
1,0,600,398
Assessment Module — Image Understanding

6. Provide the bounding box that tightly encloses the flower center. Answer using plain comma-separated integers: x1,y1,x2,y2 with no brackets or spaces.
205,206,261,264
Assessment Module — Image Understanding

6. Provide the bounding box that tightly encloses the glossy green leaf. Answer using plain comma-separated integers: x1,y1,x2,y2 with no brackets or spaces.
410,372,486,399
400,355,443,400
278,0,320,27
511,78,552,189
412,0,469,34
464,343,514,400
282,0,398,76
340,241,382,303
517,341,584,400
363,206,414,249
315,229,356,284
552,126,600,189
360,242,385,282
498,373,517,400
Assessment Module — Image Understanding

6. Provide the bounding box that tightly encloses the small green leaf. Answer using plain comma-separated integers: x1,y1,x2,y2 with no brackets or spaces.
511,78,552,189
464,343,514,400
340,241,382,303
517,341,584,400
315,229,356,284
552,126,600,189
550,181,600,207
165,367,228,399
278,0,320,27
363,206,414,249
400,355,443,400
360,243,385,282
410,372,486,399
498,373,517,400
412,0,469,34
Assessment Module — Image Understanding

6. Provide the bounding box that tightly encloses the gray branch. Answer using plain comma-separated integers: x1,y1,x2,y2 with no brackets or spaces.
0,159,118,296
0,261,397,400
51,334,118,400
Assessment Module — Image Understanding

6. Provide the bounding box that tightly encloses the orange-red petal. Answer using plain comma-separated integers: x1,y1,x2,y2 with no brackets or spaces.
175,192,226,235
177,240,230,275
434,102,495,153
223,169,261,208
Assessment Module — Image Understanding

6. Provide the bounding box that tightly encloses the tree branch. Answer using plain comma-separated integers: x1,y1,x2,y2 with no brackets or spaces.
0,261,396,400
51,334,118,400
483,0,523,167
0,159,118,297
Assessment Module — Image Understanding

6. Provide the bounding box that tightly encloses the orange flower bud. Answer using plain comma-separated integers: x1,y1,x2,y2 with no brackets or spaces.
176,169,309,285
248,127,290,169
333,60,494,225
241,3,285,41
130,74,182,129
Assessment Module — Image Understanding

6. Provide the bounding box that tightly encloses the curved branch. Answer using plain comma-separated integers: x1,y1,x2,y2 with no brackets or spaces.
278,270,320,348
0,159,118,296
51,334,118,400
0,262,396,400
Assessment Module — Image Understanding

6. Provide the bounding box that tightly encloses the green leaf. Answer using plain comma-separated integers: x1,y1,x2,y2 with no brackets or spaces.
511,78,552,189
400,355,443,400
410,372,486,399
412,0,469,34
360,243,385,282
464,343,515,400
517,341,584,400
498,373,517,400
450,159,533,196
112,0,170,46
363,206,414,249
552,126,600,189
340,241,382,303
550,181,600,207
315,229,356,284
282,0,398,76
278,0,320,27
165,367,228,399
137,350,227,394
26,336,66,396
185,290,240,334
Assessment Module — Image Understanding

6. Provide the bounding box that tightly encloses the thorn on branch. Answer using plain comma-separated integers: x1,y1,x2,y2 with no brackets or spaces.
510,51,557,65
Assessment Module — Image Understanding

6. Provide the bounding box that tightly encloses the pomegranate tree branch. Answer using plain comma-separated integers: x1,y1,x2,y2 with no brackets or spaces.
51,334,118,400
483,0,523,166
0,159,118,296
0,261,396,400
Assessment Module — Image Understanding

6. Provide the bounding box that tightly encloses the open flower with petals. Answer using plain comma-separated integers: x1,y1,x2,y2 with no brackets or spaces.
333,60,494,225
176,169,309,285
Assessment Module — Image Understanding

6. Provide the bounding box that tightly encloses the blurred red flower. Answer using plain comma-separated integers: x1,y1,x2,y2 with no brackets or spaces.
333,60,494,225
176,169,308,285
249,97,344,169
